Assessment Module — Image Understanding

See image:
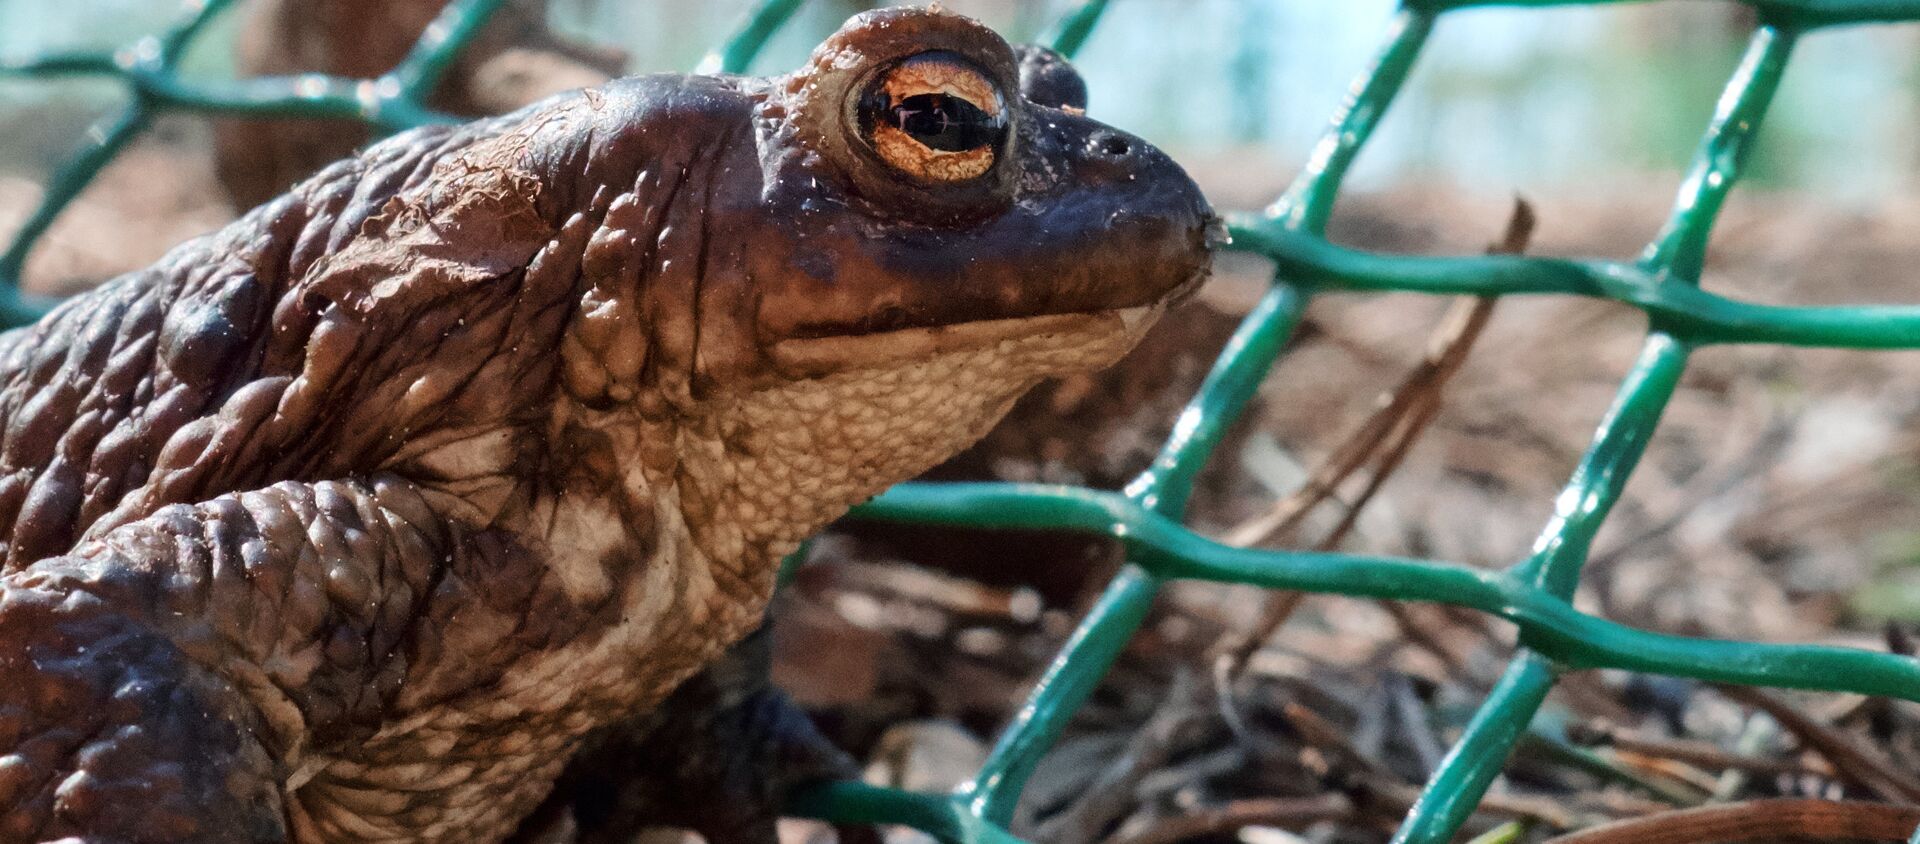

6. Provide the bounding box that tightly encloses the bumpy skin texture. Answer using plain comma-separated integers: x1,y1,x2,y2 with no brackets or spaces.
0,7,1214,843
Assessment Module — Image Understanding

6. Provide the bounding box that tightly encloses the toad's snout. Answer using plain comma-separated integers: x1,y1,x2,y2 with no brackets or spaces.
1021,109,1219,313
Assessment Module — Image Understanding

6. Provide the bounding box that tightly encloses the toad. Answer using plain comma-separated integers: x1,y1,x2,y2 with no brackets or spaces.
0,7,1214,843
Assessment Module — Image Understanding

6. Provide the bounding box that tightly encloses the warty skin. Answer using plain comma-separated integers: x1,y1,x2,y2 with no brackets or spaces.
0,7,1215,842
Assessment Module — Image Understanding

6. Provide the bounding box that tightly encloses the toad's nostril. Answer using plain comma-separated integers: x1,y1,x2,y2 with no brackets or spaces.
1094,133,1131,158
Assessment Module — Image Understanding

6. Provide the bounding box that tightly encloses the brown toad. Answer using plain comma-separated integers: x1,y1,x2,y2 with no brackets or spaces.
0,7,1214,843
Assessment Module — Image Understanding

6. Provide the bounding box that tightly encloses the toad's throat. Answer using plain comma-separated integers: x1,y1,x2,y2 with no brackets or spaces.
720,300,1170,564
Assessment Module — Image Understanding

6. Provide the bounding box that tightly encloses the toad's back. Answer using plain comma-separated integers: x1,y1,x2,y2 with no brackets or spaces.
0,113,557,573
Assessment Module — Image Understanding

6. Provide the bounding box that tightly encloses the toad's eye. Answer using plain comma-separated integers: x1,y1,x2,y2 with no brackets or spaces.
857,51,1007,182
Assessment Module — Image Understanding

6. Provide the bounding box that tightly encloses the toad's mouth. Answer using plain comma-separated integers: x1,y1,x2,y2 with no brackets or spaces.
762,264,1208,379
765,302,1163,379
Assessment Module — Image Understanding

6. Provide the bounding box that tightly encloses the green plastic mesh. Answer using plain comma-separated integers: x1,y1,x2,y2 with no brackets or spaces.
7,1,1920,841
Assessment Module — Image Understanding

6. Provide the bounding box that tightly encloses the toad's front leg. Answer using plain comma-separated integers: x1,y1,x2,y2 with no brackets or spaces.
0,565,287,843
522,623,861,844
0,477,455,843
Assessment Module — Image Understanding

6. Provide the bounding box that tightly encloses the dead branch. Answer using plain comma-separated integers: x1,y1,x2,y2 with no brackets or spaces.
1104,795,1354,844
1543,799,1920,844
1567,719,1821,779
1717,685,1920,804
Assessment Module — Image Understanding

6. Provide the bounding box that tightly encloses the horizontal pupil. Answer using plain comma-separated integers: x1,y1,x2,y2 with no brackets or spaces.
890,93,1002,152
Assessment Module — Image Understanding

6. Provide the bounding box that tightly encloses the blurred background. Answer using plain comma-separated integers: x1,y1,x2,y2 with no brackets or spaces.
9,3,1920,841
6,1,1920,200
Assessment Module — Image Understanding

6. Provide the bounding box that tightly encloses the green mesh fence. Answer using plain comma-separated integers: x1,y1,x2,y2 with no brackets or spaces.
7,1,1920,842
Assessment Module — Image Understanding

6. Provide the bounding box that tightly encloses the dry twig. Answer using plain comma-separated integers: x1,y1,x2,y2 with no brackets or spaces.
1543,798,1920,844
1717,685,1920,804
1104,795,1354,844
1567,719,1819,779
1280,701,1577,831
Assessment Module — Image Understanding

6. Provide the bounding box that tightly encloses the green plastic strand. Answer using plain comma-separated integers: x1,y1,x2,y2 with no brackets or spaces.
1642,25,1798,282
158,0,243,60
1412,0,1920,29
0,0,485,294
390,0,513,97
0,51,120,76
792,783,1027,844
1268,7,1433,233
0,107,150,284
1127,283,1306,516
1223,225,1920,348
1394,655,1558,844
1042,0,1112,58
1514,333,1691,597
850,483,1920,699
965,566,1161,824
700,0,809,74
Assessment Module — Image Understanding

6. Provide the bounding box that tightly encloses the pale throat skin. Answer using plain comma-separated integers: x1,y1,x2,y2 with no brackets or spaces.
0,6,1214,844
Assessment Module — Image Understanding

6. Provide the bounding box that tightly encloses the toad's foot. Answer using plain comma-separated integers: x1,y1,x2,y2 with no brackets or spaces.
529,625,861,844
